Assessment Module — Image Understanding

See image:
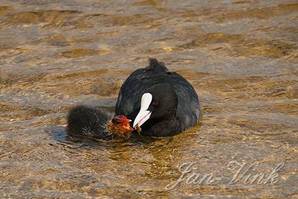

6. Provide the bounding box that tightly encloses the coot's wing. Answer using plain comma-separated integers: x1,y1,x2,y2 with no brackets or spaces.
169,72,200,130
115,59,168,117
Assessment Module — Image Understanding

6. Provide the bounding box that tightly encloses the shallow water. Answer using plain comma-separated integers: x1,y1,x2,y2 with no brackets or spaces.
0,0,297,198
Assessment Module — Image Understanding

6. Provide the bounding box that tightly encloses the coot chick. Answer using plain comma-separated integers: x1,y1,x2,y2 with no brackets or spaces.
115,58,200,136
67,105,133,139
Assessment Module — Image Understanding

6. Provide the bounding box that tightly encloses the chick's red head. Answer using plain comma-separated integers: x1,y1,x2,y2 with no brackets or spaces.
107,115,134,137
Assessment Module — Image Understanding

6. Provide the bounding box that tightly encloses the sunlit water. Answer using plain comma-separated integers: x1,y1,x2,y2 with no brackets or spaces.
0,0,297,198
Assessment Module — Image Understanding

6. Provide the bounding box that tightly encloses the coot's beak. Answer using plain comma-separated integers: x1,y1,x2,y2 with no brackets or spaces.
133,110,152,128
133,93,152,128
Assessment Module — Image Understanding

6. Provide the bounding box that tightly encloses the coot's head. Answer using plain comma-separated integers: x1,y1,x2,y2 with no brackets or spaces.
107,115,134,137
133,83,177,130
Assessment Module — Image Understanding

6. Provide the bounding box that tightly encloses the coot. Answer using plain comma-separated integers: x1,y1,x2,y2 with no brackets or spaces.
115,58,200,136
67,105,133,139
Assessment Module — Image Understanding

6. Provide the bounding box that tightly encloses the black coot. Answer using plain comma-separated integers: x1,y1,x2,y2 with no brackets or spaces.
115,58,200,136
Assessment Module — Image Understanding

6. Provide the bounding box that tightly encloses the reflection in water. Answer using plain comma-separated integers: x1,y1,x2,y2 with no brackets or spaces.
0,0,297,198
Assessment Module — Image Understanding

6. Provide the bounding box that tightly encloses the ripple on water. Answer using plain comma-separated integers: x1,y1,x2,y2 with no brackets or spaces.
0,0,297,198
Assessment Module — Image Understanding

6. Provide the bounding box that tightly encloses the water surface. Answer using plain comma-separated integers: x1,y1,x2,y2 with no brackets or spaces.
0,0,297,198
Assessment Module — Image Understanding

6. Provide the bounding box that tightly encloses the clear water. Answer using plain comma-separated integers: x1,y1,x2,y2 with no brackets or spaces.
0,0,297,198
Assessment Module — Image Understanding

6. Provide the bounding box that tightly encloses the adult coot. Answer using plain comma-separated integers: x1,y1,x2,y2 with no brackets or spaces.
115,58,200,136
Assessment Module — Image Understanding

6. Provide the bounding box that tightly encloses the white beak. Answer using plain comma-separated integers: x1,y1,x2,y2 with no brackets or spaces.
133,93,152,128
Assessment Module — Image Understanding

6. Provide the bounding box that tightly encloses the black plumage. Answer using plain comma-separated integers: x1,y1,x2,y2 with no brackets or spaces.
66,105,112,139
115,58,200,136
